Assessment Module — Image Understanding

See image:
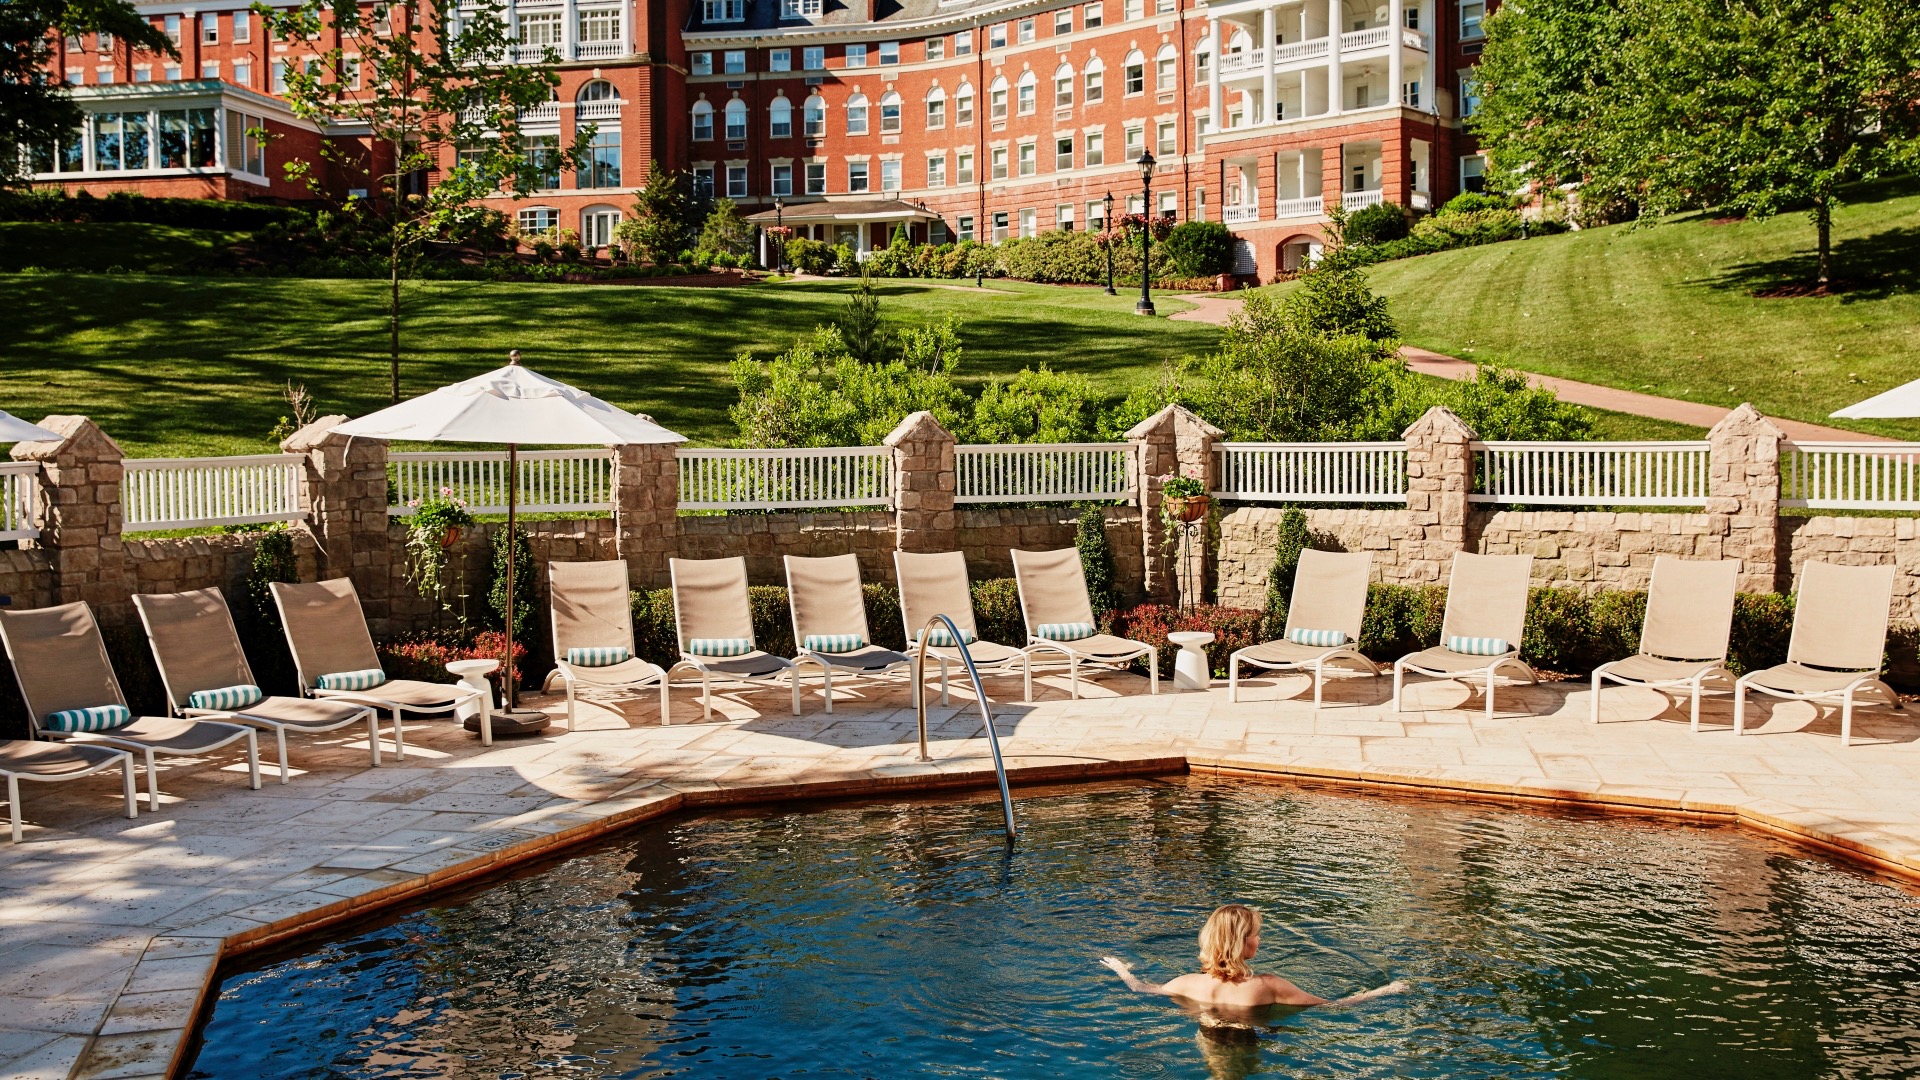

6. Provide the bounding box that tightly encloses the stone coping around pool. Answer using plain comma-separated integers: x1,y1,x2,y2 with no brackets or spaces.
3,668,1919,1080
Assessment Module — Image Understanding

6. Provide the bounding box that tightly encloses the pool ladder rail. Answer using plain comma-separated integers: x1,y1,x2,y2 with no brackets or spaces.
913,614,1017,845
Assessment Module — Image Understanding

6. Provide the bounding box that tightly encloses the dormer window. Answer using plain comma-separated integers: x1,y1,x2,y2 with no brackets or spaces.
703,0,744,23
782,0,822,16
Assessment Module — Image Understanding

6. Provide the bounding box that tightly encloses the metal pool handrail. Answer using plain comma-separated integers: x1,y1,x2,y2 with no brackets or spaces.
913,614,1017,845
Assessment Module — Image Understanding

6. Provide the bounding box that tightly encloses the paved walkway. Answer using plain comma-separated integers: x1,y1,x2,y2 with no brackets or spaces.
1166,294,1886,442
5,668,1919,1078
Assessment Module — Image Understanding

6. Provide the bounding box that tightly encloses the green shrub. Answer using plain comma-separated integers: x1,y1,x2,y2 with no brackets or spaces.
1107,603,1267,678
1438,191,1512,216
730,324,969,448
484,525,535,639
1160,221,1237,278
1277,266,1398,341
965,365,1101,443
1076,506,1119,620
1342,202,1411,245
786,238,835,275
0,188,307,230
970,578,1025,645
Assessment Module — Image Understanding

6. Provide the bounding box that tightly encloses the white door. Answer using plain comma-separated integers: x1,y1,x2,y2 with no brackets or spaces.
582,208,621,248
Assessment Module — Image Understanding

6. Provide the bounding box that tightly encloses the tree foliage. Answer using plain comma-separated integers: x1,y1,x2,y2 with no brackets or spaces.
615,163,703,264
835,269,888,364
1159,220,1236,278
699,197,753,256
2,0,175,182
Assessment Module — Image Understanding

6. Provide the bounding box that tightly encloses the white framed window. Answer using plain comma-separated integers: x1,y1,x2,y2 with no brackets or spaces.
1196,39,1210,82
1461,0,1485,39
956,83,974,124
232,10,250,43
848,160,869,192
1124,0,1143,19
201,14,218,43
95,31,112,50
1054,8,1073,34
578,8,620,43
770,95,793,137
1155,0,1173,13
724,98,748,140
517,207,560,234
66,69,82,85
782,0,822,14
925,37,945,62
519,11,562,46
925,87,946,128
723,50,746,74
1158,190,1176,216
953,29,972,55
271,60,287,92
803,46,825,70
845,93,869,134
1056,204,1075,230
1156,120,1175,155
927,154,946,187
164,14,181,44
1017,17,1034,43
692,166,715,197
225,109,267,175
233,60,251,86
772,162,793,195
64,33,79,51
704,0,744,22
726,164,748,197
578,129,621,187
1019,208,1036,238
879,91,901,133
1459,71,1481,117
991,211,1009,242
1124,124,1143,156
988,23,1006,48
770,48,791,71
1085,130,1104,165
582,206,621,247
692,99,714,140
1123,50,1145,95
1083,1,1103,28
958,215,974,242
881,158,901,191
133,65,151,82
804,94,826,136
1016,71,1036,115
990,145,1007,179
805,161,826,193
1156,44,1177,92
878,41,898,64
957,150,974,183
1055,136,1072,170
691,52,713,75
579,79,617,103
845,43,867,68
1084,57,1104,102
989,76,1008,120
161,64,178,81
1460,154,1486,192
1054,64,1074,107
1086,200,1105,229
1017,140,1036,176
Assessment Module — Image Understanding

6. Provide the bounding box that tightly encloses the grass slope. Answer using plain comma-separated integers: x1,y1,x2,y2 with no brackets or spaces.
0,275,1215,455
1285,179,1920,440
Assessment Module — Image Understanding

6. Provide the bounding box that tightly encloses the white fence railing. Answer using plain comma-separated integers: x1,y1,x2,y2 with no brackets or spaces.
1782,442,1920,510
1223,204,1261,224
1471,441,1711,507
1342,189,1385,210
1217,48,1264,75
390,450,614,515
1340,26,1392,50
1274,196,1324,218
1275,37,1330,62
0,462,37,541
678,447,892,510
122,455,307,531
1213,443,1407,503
956,444,1136,504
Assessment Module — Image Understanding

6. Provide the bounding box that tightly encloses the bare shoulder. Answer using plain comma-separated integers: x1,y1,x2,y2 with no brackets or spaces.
1256,973,1323,1006
1160,973,1212,997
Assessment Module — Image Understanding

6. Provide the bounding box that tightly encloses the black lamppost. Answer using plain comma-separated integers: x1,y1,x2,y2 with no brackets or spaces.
1102,191,1116,295
1135,151,1157,316
773,197,785,274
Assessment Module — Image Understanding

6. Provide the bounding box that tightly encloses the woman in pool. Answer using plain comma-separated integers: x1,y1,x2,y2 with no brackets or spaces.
1100,903,1406,1008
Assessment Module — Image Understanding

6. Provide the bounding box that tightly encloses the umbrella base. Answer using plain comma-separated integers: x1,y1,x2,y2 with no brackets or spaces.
466,709,551,737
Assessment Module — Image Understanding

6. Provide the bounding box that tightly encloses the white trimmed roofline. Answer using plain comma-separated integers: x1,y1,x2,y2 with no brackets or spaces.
684,0,1183,46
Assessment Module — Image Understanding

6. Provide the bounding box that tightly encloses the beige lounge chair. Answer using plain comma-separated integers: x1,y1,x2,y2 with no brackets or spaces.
1734,561,1903,746
0,739,139,842
894,550,1032,705
785,554,912,714
270,578,493,748
1228,549,1382,706
1011,547,1158,698
1392,553,1538,720
0,601,259,810
1588,557,1739,730
545,560,669,729
668,557,799,720
134,587,387,782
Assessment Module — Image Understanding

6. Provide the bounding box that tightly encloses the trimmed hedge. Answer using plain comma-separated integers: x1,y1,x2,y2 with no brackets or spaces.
0,188,306,230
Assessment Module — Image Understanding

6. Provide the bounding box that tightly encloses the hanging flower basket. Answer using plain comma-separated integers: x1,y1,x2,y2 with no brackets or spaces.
1165,494,1211,523
441,525,462,549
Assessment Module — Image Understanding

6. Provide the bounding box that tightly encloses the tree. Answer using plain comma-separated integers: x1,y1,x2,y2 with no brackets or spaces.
836,268,888,364
699,197,753,256
615,162,701,264
260,0,586,401
2,0,175,182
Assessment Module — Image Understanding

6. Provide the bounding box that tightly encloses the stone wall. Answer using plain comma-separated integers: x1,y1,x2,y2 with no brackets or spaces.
1783,516,1920,622
381,517,619,635
678,511,899,586
958,505,1145,599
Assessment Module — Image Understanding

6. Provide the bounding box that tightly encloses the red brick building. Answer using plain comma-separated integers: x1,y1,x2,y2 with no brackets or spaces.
32,0,1493,279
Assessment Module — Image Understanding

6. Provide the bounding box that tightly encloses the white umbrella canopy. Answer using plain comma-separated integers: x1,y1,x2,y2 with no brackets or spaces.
1831,377,1920,420
0,410,61,443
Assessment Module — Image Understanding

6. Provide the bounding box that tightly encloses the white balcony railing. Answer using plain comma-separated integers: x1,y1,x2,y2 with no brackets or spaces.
1216,48,1264,75
955,444,1136,504
517,100,559,123
389,450,613,516
511,42,557,63
1214,443,1407,504
1274,37,1330,63
1339,26,1392,50
574,40,628,60
1223,204,1261,224
0,461,38,541
1470,442,1712,507
576,97,624,119
1275,196,1323,218
1782,443,1920,510
122,454,307,531
1342,189,1384,210
678,447,892,510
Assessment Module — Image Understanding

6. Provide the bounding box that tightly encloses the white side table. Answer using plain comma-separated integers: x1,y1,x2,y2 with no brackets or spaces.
1166,630,1215,691
445,658,499,721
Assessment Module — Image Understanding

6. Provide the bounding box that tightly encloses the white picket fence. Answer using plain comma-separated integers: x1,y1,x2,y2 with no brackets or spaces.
122,454,307,531
1470,441,1711,507
389,450,614,515
956,443,1136,504
1782,442,1920,510
0,462,37,541
1213,443,1407,503
677,446,893,510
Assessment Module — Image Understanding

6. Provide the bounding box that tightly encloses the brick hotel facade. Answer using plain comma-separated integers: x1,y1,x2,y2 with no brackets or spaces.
33,0,1494,279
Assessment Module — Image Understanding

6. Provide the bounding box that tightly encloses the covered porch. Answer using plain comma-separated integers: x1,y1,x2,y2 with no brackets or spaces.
744,199,947,265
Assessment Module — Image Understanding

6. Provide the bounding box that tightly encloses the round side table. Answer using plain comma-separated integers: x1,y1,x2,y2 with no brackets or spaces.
445,658,498,722
1166,630,1215,691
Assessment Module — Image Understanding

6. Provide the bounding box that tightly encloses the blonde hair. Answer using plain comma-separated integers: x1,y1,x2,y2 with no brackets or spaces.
1198,904,1260,983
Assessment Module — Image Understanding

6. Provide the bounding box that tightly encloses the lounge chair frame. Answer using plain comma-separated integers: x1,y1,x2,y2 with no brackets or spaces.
1228,549,1382,706
666,557,800,721
543,560,669,729
1392,553,1539,720
1011,548,1158,699
893,550,1032,706
1732,561,1903,747
1,742,138,842
1587,557,1739,731
785,554,912,714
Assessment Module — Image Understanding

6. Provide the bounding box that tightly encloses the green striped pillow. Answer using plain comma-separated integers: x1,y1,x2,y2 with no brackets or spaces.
188,684,265,711
802,634,867,654
916,626,978,648
1446,635,1510,656
1036,622,1096,642
688,638,753,657
317,668,388,691
45,704,131,733
566,646,631,667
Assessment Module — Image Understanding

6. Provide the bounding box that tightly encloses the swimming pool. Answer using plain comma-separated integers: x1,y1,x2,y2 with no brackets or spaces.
187,778,1920,1078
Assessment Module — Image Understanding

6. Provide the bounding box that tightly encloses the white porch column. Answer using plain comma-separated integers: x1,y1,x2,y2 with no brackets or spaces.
1260,8,1276,124
1207,17,1222,133
562,0,576,60
1388,0,1404,108
1326,0,1343,115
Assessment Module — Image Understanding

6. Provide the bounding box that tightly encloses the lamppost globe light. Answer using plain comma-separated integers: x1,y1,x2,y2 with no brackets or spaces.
1137,150,1156,179
1135,155,1156,316
1102,190,1116,296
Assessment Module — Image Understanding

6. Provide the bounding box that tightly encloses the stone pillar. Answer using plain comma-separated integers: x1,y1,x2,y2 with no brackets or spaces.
1401,405,1475,584
884,411,956,553
11,416,130,616
282,416,393,627
1127,404,1219,604
612,440,684,590
1707,403,1785,594
1174,407,1224,607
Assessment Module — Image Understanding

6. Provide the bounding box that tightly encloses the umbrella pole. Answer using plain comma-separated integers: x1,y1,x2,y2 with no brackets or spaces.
505,441,518,711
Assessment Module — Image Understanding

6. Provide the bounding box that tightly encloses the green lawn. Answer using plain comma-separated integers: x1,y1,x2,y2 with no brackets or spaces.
1262,179,1920,440
0,274,1217,455
0,222,249,274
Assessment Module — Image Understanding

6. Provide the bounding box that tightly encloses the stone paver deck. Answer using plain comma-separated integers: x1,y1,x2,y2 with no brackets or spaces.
4,666,1919,1078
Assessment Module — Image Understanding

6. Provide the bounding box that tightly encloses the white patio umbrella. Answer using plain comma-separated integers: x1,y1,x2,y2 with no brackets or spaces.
1832,377,1920,420
0,410,60,443
334,353,684,729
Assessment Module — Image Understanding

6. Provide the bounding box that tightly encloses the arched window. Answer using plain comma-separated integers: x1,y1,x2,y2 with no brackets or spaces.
1194,35,1212,82
1083,55,1104,103
1053,62,1074,108
1155,43,1177,92
845,92,869,135
581,204,621,248
769,93,792,138
1015,69,1037,115
925,85,947,128
955,80,974,124
690,98,713,141
1227,28,1251,54
1123,49,1145,95
988,75,1008,120
577,79,616,103
803,92,826,136
724,97,748,140
879,90,902,133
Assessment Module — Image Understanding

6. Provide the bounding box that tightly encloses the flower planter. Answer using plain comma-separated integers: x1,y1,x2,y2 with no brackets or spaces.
1164,494,1210,523
441,525,462,549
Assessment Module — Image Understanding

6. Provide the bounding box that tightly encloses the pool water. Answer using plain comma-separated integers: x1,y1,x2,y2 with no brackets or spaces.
188,778,1920,1079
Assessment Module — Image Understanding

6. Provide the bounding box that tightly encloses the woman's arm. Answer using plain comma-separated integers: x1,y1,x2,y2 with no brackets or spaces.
1099,956,1173,995
1323,980,1409,1007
